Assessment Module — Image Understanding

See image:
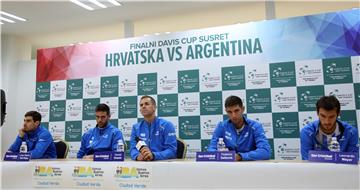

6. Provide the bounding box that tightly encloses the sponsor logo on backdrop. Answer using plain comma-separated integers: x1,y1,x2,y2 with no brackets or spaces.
36,104,49,119
298,65,322,82
276,143,300,160
201,119,217,138
328,88,354,108
49,123,65,140
178,70,199,92
138,73,157,94
101,80,118,95
222,66,245,90
67,102,82,118
247,89,271,113
159,75,177,91
119,122,132,140
301,116,314,127
67,80,83,99
323,57,353,84
273,113,299,138
65,121,82,141
36,83,50,100
201,72,220,89
179,96,199,115
158,94,178,116
247,69,268,86
179,116,200,139
273,91,297,110
84,81,100,96
51,84,66,98
120,78,136,93
270,62,296,87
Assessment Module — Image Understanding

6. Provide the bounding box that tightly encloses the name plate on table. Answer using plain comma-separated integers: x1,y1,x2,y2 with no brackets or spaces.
196,151,235,162
93,151,124,161
309,151,358,165
4,152,31,161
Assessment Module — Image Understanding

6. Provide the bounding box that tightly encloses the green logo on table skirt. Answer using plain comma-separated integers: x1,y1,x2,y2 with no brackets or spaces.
49,100,66,121
138,73,157,95
101,76,119,97
270,62,296,87
201,139,211,152
36,82,50,101
119,96,137,118
354,83,360,109
246,89,271,113
222,66,245,90
178,70,199,93
65,121,82,142
82,98,100,120
67,79,83,99
340,110,358,128
158,94,178,117
323,57,353,84
297,85,324,111
200,91,222,115
273,113,299,138
179,116,200,139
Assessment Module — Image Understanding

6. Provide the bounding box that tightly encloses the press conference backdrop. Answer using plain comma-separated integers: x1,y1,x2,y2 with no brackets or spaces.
35,9,360,160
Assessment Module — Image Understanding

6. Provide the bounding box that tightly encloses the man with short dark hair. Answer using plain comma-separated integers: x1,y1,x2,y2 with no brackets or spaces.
8,111,57,159
208,95,271,161
300,96,359,160
130,95,177,161
77,103,124,159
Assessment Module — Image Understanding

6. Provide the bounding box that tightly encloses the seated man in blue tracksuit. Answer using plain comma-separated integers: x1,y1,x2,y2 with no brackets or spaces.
208,95,271,161
77,103,124,159
300,96,359,160
8,111,57,159
130,95,177,161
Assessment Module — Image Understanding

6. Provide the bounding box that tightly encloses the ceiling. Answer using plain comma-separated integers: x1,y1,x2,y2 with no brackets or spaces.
0,1,243,38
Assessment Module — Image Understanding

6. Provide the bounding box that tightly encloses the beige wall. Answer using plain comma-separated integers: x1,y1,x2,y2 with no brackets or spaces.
133,2,266,37
275,1,359,19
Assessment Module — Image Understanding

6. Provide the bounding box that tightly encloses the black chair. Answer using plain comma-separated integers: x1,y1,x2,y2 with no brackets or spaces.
54,139,69,159
176,138,187,159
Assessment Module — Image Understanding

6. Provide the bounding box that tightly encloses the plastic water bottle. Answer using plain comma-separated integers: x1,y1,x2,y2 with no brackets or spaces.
117,140,124,152
19,141,28,153
328,137,340,152
217,138,226,151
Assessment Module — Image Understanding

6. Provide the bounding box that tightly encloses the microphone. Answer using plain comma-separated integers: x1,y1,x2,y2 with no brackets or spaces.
135,137,147,151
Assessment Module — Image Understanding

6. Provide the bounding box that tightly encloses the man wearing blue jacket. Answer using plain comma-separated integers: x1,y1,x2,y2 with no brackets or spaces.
8,111,56,159
208,95,271,161
77,103,124,159
300,96,359,160
130,95,177,161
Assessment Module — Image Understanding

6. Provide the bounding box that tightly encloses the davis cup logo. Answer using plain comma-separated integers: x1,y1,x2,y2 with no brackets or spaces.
274,92,284,102
179,75,189,84
326,63,337,73
248,69,257,79
277,143,287,154
180,120,190,130
180,97,190,106
159,98,168,107
120,122,131,134
248,93,258,104
159,76,168,85
83,124,91,133
300,91,311,101
202,120,212,130
272,67,282,77
202,73,210,82
298,65,309,76
329,89,339,96
301,116,313,127
201,96,211,106
356,63,360,72
275,117,285,128
66,124,75,134
139,78,148,86
120,100,128,109
84,102,94,111
120,79,128,88
224,71,233,80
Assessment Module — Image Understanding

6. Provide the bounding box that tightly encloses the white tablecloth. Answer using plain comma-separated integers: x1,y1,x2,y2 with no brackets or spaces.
1,160,359,189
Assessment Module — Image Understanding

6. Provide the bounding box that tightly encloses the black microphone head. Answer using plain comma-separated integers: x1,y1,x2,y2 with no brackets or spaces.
135,137,140,142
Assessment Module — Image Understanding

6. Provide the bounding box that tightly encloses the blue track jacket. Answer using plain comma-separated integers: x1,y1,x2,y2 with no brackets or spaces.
208,117,271,161
300,119,359,160
8,125,56,159
77,123,124,158
130,117,177,160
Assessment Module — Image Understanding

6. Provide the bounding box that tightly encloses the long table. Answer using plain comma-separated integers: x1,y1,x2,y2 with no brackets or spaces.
1,159,359,189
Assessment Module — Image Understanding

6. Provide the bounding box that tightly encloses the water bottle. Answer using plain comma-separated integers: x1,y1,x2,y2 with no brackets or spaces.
117,140,124,152
217,138,226,152
19,141,28,153
328,137,340,152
